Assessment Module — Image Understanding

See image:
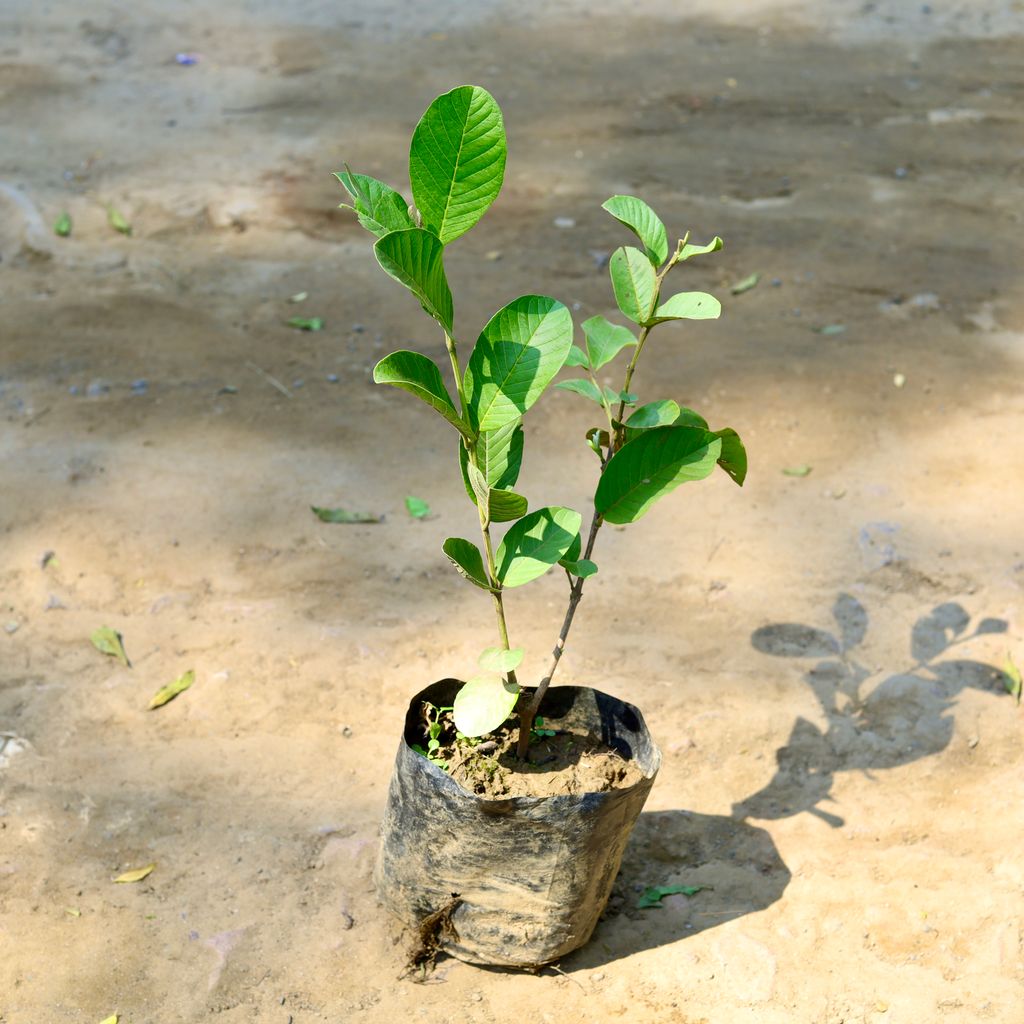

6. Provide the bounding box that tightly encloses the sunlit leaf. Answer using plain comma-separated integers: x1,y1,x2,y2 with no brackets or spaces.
1005,652,1022,705
713,427,747,486
679,236,723,261
373,349,472,438
335,170,415,237
108,206,132,235
731,272,760,295
565,344,590,368
582,315,637,370
286,316,323,331
53,212,72,237
647,291,721,324
452,673,519,737
405,496,431,519
609,246,657,325
374,228,454,332
782,464,812,477
478,647,524,673
555,378,605,405
601,195,669,266
459,419,525,506
409,85,506,245
148,670,195,710
626,400,681,430
495,506,581,587
442,537,493,590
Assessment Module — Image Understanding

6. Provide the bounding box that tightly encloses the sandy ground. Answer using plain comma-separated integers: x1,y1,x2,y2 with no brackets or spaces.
2,0,1024,1020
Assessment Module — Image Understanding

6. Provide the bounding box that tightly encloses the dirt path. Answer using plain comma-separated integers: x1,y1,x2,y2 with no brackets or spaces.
2,1,1023,1021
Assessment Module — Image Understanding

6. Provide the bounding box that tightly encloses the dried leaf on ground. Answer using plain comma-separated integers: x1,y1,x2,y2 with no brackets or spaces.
730,272,760,295
113,863,155,884
148,669,195,710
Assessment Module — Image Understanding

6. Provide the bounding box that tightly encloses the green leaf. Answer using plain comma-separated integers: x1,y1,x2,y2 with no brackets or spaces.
555,378,605,405
560,532,582,565
626,400,681,430
286,316,323,331
91,626,129,667
107,206,132,235
713,427,747,486
816,323,846,336
98,1015,119,1024
637,884,704,909
464,295,574,432
442,537,493,590
405,496,431,518
679,236,723,261
148,670,195,710
582,315,637,370
602,195,669,266
334,170,415,237
674,407,709,429
478,647,524,673
459,419,524,504
495,506,582,588
561,559,598,579
1004,652,1022,705
311,505,382,523
374,228,453,333
466,461,491,513
53,212,72,237
409,85,506,245
782,464,812,477
648,291,721,324
619,391,637,406
452,673,519,737
373,350,472,438
487,488,528,523
595,426,722,524
731,272,760,295
565,344,591,368
609,246,657,325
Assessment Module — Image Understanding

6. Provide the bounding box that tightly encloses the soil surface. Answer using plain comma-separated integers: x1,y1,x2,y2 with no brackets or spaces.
2,1,1024,1022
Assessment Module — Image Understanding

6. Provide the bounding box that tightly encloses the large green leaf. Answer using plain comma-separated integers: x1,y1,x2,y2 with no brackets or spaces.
679,236,723,261
335,171,415,237
452,673,519,737
458,419,525,510
409,85,506,245
373,350,472,438
714,427,747,486
602,195,669,266
374,228,453,332
464,296,573,432
609,247,658,325
595,426,722,524
495,506,582,588
442,537,493,590
647,291,721,324
582,315,637,370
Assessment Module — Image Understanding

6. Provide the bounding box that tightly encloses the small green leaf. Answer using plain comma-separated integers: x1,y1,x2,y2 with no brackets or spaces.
555,378,605,405
487,488,528,523
452,673,519,737
595,426,722,524
409,85,506,245
98,1015,119,1024
679,236,723,261
560,532,582,565
816,323,846,336
374,228,454,333
53,212,72,237
373,350,472,438
782,464,812,477
442,538,493,590
619,391,637,406
674,407,709,429
286,316,323,331
107,206,132,235
91,626,129,667
647,291,721,324
731,272,760,295
148,670,195,710
626,400,681,430
478,647,525,673
609,246,658,325
565,344,591,368
713,427,747,486
581,315,637,370
561,558,598,579
495,506,582,588
601,195,669,266
1005,652,1022,705
466,461,491,514
113,864,155,884
405,496,431,519
637,884,704,909
311,505,382,523
334,170,415,237
464,295,574,432
459,420,525,506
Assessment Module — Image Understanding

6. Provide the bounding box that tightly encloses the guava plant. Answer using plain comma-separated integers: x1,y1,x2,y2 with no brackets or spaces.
338,85,745,759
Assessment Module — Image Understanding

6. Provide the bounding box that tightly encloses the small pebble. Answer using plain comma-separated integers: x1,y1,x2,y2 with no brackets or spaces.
340,910,354,930
68,385,81,396
351,324,365,333
893,373,906,388
130,378,149,394
894,166,908,179
4,621,19,635
86,379,110,397
771,277,782,287
553,216,575,229
291,379,304,389
326,373,339,383
45,595,65,611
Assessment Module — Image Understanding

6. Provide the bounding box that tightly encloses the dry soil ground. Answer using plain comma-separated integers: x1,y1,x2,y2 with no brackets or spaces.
1,1,1023,1021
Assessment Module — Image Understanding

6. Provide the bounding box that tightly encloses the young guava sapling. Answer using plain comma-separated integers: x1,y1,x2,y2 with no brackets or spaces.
338,85,745,763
